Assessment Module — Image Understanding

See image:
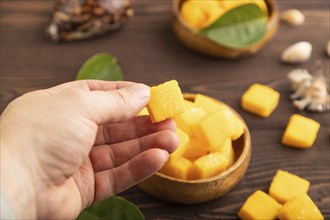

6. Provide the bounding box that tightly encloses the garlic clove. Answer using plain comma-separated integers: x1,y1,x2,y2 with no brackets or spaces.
327,40,330,57
281,9,305,26
281,41,312,64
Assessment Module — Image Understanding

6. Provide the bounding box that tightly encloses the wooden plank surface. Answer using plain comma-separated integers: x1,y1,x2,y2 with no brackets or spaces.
1,1,329,219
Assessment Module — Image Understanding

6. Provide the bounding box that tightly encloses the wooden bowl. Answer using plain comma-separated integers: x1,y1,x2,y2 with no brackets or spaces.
173,0,279,59
137,94,252,204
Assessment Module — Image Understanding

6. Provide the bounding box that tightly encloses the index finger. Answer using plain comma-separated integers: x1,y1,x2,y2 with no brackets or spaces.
42,80,137,95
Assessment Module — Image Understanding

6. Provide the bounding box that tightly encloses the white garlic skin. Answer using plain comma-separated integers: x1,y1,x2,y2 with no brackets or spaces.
282,9,305,26
281,41,312,64
327,40,330,57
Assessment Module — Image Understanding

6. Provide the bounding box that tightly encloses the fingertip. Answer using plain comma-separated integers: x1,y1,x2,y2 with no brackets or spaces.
126,83,150,100
168,130,180,154
154,118,177,132
162,149,169,162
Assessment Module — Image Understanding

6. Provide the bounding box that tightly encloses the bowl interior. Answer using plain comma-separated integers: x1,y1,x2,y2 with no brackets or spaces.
172,0,279,58
155,93,251,183
138,94,251,204
174,0,276,31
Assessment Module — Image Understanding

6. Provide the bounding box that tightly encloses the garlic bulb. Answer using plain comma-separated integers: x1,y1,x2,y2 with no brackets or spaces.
327,40,330,57
281,9,305,26
281,41,312,64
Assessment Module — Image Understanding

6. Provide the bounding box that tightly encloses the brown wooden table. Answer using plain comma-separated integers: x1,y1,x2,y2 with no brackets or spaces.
1,1,329,219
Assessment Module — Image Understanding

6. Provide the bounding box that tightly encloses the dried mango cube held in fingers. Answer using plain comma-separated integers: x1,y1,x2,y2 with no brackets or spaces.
147,80,185,123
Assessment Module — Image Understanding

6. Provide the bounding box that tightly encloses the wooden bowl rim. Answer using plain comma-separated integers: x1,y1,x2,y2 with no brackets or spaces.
154,93,251,184
172,0,279,50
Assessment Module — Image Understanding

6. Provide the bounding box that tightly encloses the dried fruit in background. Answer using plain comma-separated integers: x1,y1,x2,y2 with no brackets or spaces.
287,62,330,112
281,9,305,27
281,41,312,64
46,0,133,42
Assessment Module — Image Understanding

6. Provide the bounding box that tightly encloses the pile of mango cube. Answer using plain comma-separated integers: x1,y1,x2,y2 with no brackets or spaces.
142,80,245,180
181,0,268,30
239,170,324,220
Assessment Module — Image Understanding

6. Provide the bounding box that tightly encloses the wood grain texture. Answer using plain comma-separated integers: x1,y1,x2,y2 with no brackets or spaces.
1,0,329,219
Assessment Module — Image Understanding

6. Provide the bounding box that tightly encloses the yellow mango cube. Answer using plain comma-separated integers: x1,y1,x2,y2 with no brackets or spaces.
205,6,225,26
229,109,245,140
137,107,149,116
241,84,280,118
238,190,281,220
269,170,310,204
282,114,320,148
189,152,228,179
184,99,195,109
193,108,238,149
220,0,268,16
183,136,209,158
194,93,225,115
189,0,224,27
147,80,185,123
160,157,193,180
170,128,190,160
181,1,207,29
277,194,324,220
212,138,235,167
174,106,207,136
190,0,221,14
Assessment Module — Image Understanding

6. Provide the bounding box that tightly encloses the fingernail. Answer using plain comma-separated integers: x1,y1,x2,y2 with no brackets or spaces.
131,83,150,99
162,150,169,161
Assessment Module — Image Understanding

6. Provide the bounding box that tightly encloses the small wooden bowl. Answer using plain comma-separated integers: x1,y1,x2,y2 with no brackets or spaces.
137,94,252,204
173,0,279,58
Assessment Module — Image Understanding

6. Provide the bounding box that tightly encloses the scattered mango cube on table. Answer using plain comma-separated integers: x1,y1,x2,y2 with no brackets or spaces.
241,83,280,118
269,170,310,204
190,152,229,179
277,194,324,220
160,157,193,180
282,114,320,148
238,190,282,220
147,80,185,123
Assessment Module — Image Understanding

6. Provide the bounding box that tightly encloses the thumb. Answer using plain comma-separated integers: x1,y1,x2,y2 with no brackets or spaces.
87,83,150,124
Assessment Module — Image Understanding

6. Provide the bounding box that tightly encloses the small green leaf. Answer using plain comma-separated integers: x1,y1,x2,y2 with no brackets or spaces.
76,53,123,81
199,4,267,49
77,196,144,220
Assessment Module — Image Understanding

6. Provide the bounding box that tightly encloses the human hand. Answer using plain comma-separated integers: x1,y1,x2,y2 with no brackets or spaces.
0,80,179,219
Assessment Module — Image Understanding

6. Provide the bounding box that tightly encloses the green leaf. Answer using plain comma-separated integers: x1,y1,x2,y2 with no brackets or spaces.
76,53,123,81
77,196,145,220
199,4,267,49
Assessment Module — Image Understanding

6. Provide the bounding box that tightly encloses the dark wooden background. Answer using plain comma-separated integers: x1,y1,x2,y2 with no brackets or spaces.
1,1,329,219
